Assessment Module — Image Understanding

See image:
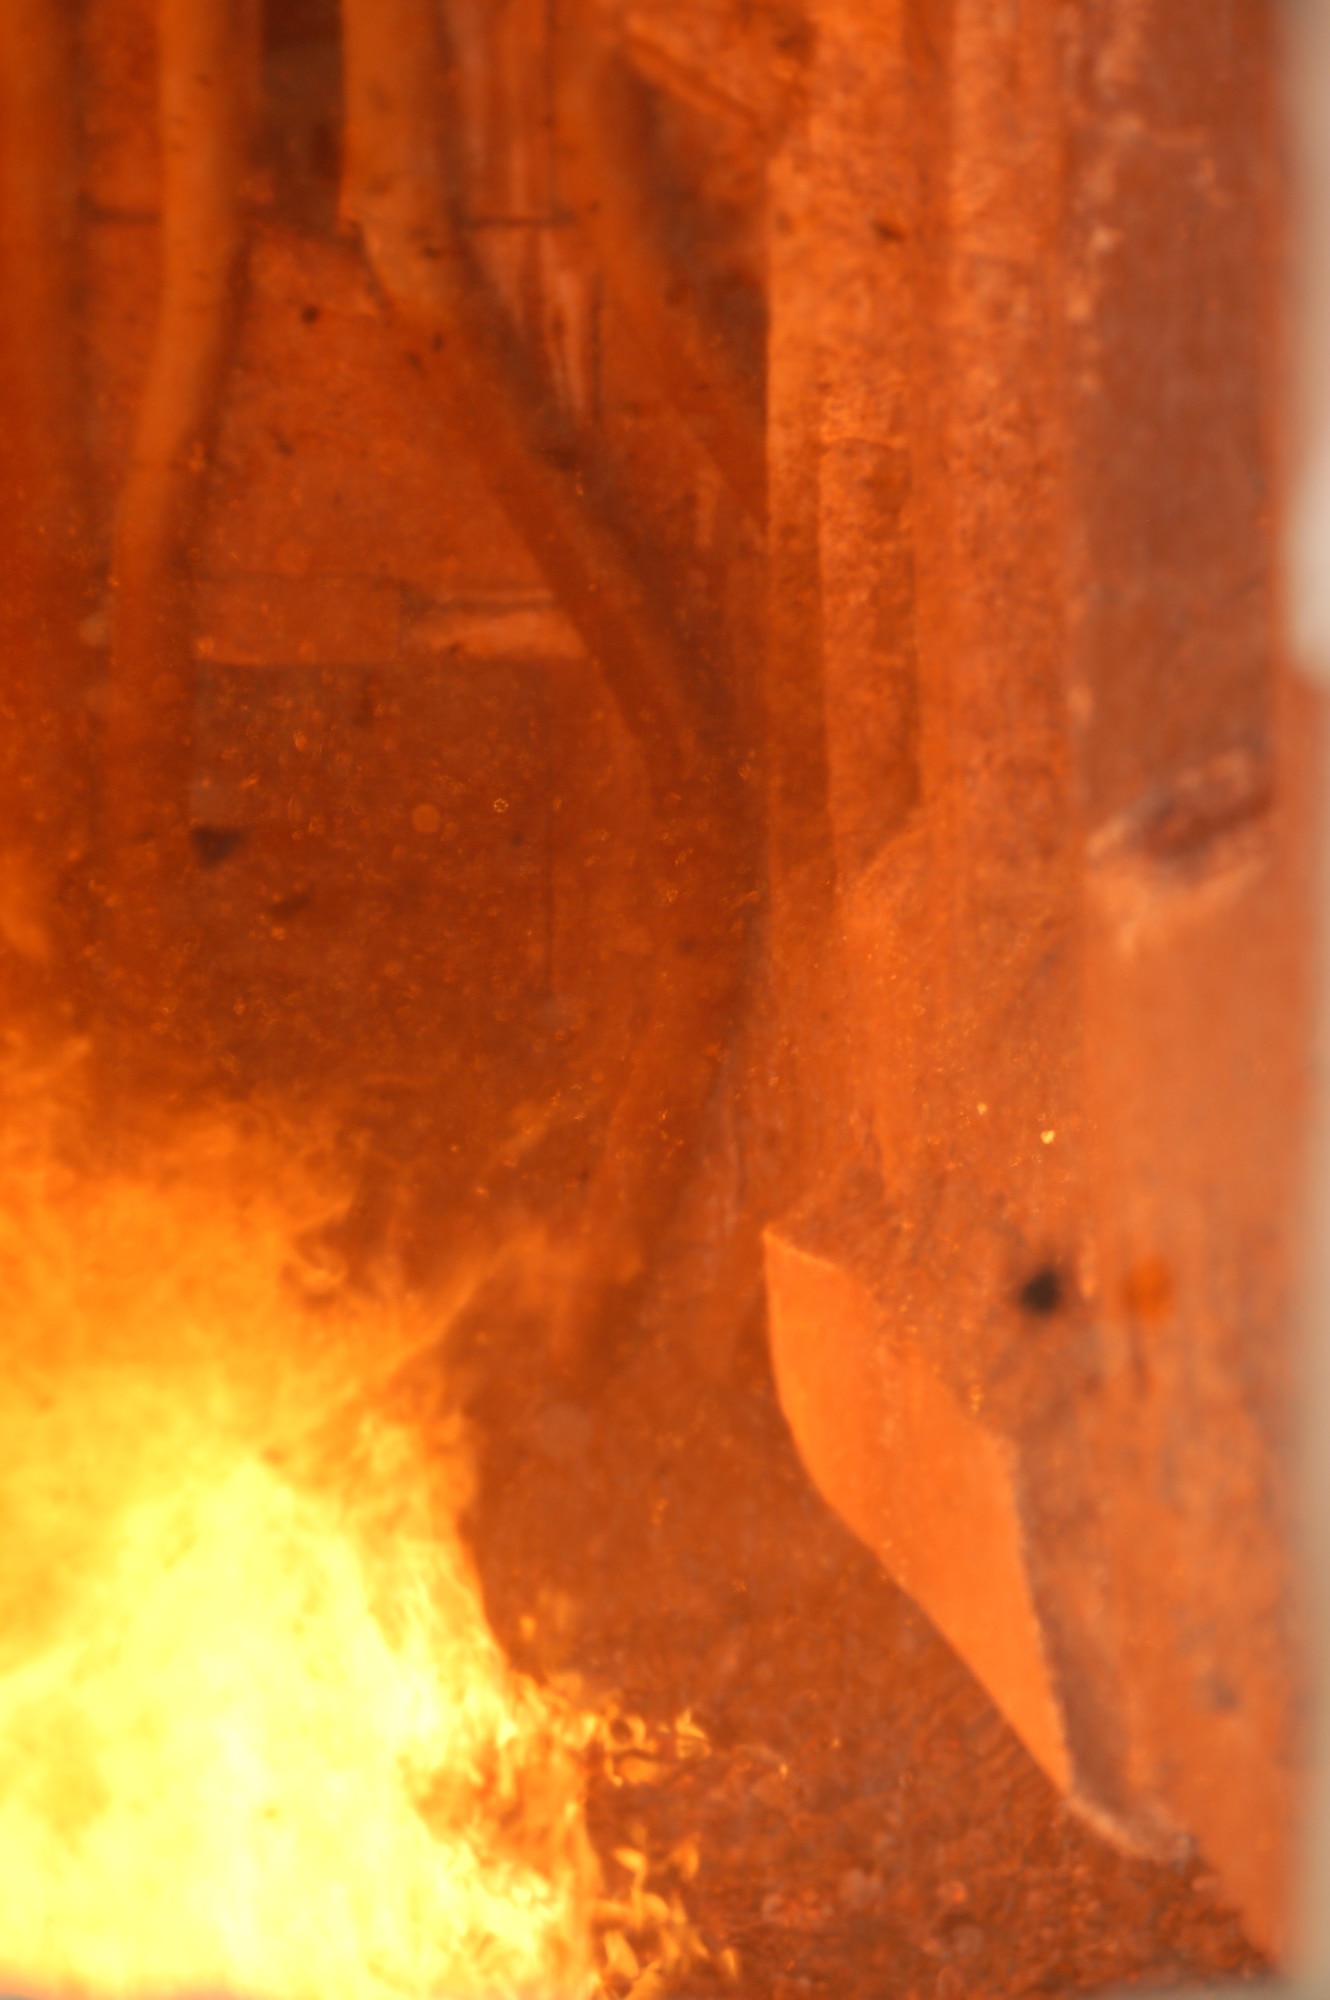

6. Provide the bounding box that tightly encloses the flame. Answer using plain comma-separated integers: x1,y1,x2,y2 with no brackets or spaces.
0,1059,600,2000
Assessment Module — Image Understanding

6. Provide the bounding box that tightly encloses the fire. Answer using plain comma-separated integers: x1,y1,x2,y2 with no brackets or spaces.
0,1059,600,2000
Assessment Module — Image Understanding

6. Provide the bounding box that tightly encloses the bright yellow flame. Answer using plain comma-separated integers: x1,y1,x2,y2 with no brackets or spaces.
0,1060,599,2000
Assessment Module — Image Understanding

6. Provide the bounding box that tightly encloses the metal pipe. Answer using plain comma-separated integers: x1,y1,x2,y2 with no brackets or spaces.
104,0,256,1013
340,0,756,1373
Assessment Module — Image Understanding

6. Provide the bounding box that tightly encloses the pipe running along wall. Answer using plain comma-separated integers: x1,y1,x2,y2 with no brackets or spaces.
104,0,257,1017
340,0,758,1374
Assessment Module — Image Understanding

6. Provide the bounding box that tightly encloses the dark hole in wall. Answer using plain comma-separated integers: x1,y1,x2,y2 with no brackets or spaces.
1018,1265,1063,1316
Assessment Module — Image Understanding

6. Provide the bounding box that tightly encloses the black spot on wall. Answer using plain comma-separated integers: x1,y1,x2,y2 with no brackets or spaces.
1018,1265,1063,1317
191,826,248,869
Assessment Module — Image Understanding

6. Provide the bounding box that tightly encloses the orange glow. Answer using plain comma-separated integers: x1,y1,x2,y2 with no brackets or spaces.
0,1058,599,2000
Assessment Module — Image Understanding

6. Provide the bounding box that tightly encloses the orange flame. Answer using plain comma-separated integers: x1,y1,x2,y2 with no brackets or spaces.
0,1060,599,1999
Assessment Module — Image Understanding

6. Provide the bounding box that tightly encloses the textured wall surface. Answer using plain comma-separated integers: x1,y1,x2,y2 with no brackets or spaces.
760,0,1311,1954
0,0,1309,1967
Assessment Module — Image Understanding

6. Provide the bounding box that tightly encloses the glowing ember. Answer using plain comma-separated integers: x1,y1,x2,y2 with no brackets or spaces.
0,1065,599,2000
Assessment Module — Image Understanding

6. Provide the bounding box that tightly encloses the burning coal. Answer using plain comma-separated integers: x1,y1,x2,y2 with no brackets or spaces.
0,1055,601,1999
